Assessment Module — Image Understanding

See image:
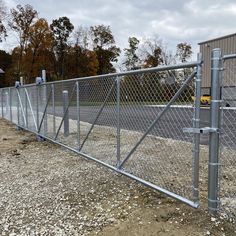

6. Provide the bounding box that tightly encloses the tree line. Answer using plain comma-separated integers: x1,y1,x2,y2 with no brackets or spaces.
0,2,193,88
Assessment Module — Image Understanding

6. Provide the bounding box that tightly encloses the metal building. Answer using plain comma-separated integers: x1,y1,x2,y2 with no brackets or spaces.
199,33,236,104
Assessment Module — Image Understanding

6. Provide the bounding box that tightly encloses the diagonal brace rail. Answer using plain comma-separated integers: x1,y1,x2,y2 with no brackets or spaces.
16,89,27,127
24,88,38,130
118,70,197,169
37,87,52,133
79,80,116,151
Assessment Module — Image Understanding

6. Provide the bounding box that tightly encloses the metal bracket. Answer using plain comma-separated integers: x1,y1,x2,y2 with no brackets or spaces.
183,127,218,134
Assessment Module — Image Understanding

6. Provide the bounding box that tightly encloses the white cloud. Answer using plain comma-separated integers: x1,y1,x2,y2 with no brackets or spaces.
1,0,236,60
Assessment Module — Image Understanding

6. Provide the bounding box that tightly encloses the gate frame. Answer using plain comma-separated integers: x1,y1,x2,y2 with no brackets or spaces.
0,61,203,209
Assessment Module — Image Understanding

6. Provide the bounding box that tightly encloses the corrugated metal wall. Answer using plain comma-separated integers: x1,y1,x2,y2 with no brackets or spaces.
200,34,236,88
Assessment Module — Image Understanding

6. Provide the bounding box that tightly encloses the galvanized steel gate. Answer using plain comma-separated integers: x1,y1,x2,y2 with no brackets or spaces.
0,49,235,217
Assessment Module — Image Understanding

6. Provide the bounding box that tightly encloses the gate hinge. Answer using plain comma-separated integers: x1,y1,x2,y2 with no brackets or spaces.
183,127,219,134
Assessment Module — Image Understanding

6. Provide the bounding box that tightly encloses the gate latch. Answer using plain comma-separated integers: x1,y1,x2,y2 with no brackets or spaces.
183,127,219,134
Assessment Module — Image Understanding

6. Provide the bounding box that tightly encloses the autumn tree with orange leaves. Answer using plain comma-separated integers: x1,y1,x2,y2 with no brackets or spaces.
8,4,38,80
0,3,194,87
22,18,54,83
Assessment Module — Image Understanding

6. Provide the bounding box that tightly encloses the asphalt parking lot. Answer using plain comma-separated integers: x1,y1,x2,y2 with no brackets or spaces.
51,105,236,148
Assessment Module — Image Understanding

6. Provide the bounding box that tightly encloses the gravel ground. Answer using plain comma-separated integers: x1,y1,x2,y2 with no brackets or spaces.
0,119,236,236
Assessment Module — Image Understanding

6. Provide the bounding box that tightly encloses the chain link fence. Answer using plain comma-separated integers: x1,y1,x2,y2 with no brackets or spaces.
1,50,236,220
0,62,201,209
219,58,236,221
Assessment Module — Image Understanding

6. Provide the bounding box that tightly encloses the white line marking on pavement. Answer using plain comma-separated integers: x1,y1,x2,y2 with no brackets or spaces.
144,105,236,110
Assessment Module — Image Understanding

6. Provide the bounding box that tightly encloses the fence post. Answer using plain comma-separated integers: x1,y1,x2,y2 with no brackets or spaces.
63,90,69,137
35,77,46,141
25,89,28,128
208,48,222,215
36,77,44,137
52,84,56,137
9,88,12,122
15,81,21,129
42,70,47,135
36,79,40,131
20,76,24,86
192,53,202,203
1,89,3,118
5,91,9,119
42,70,46,83
116,76,121,168
76,81,80,147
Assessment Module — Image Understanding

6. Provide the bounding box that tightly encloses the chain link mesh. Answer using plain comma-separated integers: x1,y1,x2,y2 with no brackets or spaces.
0,65,199,206
220,58,236,221
119,71,195,200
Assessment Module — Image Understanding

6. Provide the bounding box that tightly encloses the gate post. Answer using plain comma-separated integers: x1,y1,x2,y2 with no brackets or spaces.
9,88,12,122
15,81,21,130
76,81,80,147
1,89,3,118
36,77,42,130
208,48,222,215
35,77,46,141
42,70,48,135
5,91,9,117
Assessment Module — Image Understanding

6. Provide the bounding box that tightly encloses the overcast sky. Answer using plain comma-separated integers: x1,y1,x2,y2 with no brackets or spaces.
1,0,236,60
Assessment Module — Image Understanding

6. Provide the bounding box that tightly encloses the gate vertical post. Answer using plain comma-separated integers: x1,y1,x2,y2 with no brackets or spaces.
208,48,222,215
76,81,80,147
192,53,202,203
116,76,121,168
63,90,69,137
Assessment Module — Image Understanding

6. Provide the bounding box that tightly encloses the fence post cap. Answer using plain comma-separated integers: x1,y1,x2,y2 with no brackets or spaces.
15,81,21,88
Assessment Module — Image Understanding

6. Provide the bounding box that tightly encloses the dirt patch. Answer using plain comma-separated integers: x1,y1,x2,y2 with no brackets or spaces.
0,118,236,235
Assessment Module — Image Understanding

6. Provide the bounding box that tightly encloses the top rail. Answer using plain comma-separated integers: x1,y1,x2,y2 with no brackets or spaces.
1,61,200,89
222,54,236,61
